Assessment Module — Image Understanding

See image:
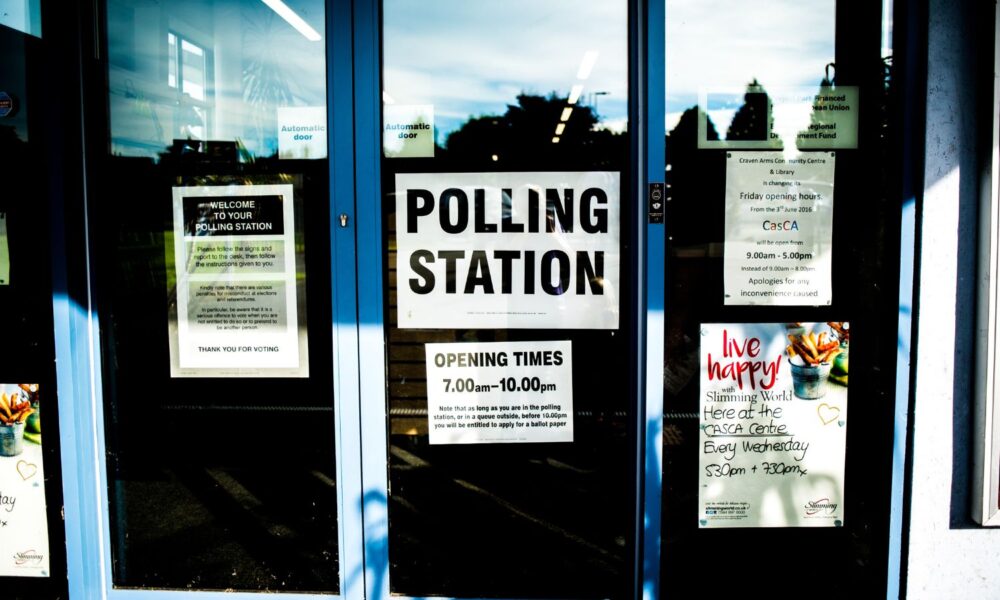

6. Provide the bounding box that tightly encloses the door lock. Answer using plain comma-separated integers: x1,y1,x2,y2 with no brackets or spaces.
339,213,349,228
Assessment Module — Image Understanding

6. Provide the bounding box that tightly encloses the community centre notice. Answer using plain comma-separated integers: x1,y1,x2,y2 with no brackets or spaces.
425,341,573,444
724,152,835,305
169,184,307,377
699,322,849,528
395,172,620,329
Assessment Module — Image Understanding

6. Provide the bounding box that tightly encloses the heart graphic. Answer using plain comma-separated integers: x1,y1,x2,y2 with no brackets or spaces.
699,519,708,526
16,461,37,481
838,420,845,427
817,403,840,425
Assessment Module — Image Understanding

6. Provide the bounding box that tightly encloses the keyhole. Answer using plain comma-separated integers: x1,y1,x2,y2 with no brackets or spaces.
339,213,349,227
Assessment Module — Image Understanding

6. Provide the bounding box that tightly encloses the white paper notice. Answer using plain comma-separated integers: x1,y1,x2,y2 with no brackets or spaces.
0,384,49,577
725,151,834,305
698,85,859,150
425,341,573,444
699,323,848,528
384,104,435,158
170,184,307,377
396,171,620,329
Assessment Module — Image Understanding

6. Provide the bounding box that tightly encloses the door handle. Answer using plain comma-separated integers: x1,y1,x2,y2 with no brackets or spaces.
339,213,349,228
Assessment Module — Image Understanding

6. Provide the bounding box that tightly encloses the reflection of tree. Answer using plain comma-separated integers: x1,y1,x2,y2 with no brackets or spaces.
242,12,296,156
441,93,625,170
661,106,725,397
665,106,724,247
726,79,770,141
794,65,837,149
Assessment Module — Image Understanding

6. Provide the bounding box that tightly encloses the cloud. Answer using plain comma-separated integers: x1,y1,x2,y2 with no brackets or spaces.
666,0,836,113
383,0,629,136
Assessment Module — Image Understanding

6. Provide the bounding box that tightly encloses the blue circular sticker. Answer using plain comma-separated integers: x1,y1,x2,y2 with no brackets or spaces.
0,93,13,118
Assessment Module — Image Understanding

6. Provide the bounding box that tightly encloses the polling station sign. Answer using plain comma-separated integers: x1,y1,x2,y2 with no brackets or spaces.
395,172,620,329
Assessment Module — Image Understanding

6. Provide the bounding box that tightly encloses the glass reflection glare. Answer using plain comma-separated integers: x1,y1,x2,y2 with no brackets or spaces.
107,0,326,160
665,0,835,133
382,0,628,143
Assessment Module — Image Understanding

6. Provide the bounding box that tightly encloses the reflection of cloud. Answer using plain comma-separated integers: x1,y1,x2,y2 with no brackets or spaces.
595,117,628,134
706,108,737,137
384,0,628,137
666,0,835,114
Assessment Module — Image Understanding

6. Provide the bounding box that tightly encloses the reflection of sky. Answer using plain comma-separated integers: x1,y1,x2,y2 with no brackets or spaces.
383,0,629,144
666,0,835,131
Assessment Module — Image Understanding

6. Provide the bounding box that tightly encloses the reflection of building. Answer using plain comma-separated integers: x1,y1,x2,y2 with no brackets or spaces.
107,0,327,159
2,0,1000,598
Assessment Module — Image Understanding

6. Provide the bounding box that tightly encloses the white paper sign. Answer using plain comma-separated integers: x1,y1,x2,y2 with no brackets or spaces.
425,341,573,444
169,185,307,377
698,85,859,150
396,171,620,329
725,151,834,305
0,384,49,577
277,106,327,159
384,104,435,158
699,323,849,528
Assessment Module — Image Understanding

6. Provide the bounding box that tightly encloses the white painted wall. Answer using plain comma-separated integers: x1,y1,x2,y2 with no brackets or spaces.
905,0,1000,597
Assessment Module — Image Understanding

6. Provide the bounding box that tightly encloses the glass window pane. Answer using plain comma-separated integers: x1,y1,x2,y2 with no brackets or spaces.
102,0,337,592
381,1,633,598
661,0,900,594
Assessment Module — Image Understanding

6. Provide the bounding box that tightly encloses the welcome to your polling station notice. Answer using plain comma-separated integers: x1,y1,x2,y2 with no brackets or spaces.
169,184,307,378
395,171,620,330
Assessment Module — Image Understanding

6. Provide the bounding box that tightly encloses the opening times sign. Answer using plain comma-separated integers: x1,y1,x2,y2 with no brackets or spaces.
395,172,620,330
170,184,307,377
699,323,848,528
425,341,573,444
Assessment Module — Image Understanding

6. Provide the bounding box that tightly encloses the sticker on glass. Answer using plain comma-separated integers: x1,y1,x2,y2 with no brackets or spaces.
277,106,327,159
384,104,435,158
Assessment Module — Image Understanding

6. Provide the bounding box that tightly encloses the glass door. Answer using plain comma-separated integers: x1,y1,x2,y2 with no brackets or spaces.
79,0,364,595
74,0,914,597
362,1,641,598
657,0,903,596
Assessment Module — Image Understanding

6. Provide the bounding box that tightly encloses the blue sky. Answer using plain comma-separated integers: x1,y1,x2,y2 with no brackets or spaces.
382,0,630,143
382,0,840,141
